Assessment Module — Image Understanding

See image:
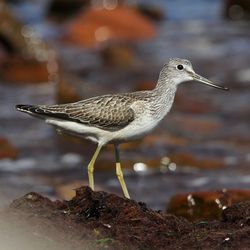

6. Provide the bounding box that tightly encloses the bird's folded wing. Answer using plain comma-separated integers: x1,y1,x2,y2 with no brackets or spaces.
32,95,135,131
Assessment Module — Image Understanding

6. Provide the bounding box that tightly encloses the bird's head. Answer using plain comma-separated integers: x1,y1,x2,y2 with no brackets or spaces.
161,58,229,90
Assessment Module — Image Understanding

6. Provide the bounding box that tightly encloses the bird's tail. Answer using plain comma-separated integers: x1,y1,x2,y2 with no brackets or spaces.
16,104,46,120
16,104,37,114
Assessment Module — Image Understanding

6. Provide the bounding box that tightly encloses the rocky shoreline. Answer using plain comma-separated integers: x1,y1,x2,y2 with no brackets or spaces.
1,187,249,250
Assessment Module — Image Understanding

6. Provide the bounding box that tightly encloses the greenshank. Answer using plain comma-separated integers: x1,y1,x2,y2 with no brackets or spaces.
16,58,228,199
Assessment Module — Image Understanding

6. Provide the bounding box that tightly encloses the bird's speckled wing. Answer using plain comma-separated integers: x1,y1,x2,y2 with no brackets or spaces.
21,94,138,131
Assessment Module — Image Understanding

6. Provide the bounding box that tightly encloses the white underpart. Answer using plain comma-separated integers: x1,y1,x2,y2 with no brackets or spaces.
46,109,163,146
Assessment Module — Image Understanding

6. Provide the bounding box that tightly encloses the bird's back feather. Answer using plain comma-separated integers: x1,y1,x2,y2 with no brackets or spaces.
15,93,151,131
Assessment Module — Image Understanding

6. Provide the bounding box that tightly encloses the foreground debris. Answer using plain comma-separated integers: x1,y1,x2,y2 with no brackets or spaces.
0,186,250,250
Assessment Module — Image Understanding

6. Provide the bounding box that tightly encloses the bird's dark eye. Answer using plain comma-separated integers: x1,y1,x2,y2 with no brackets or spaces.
177,64,184,70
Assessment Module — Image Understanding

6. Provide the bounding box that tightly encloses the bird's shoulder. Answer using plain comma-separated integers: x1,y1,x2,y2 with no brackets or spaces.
75,91,151,108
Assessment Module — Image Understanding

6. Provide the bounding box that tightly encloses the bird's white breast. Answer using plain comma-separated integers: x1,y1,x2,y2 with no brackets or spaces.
112,112,161,142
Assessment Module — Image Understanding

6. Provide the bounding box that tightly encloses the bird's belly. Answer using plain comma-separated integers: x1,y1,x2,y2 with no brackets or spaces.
45,119,108,144
112,116,160,142
45,115,161,145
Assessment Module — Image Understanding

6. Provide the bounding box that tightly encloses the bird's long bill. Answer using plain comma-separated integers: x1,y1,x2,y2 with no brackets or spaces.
192,73,229,91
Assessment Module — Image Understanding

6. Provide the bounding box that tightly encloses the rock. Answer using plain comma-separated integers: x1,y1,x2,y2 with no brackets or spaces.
3,187,192,250
2,57,49,83
0,137,17,159
2,187,250,249
66,5,156,47
167,189,250,221
222,200,250,225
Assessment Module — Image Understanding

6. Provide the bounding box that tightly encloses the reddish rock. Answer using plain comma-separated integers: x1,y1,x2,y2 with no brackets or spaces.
2,57,49,83
66,5,156,47
2,187,191,250
167,189,250,221
0,137,17,159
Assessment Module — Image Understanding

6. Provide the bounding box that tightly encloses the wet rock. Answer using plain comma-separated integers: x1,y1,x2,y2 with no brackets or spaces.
224,0,250,20
0,137,17,159
66,5,156,47
167,189,250,221
2,187,250,249
222,200,250,225
10,192,60,211
2,192,108,250
3,187,192,250
2,57,49,83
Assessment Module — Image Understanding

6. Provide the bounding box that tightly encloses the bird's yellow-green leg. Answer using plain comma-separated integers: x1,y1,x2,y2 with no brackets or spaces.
88,144,102,191
114,145,130,199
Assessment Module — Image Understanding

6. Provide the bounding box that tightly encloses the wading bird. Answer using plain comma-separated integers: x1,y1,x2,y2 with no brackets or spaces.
16,58,228,199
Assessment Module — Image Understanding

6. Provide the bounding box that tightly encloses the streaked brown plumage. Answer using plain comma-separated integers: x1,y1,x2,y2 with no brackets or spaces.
18,91,155,132
16,58,228,199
